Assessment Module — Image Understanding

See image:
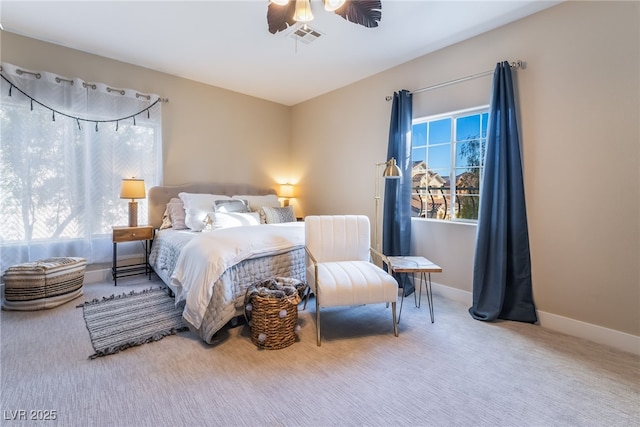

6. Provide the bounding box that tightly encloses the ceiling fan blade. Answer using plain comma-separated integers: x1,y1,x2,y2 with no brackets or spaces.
334,0,382,28
267,2,297,34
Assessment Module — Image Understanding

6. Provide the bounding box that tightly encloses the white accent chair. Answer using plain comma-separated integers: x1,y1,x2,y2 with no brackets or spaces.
304,215,399,346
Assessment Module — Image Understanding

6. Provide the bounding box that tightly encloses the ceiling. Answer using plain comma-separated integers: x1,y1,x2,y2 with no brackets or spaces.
0,1,560,106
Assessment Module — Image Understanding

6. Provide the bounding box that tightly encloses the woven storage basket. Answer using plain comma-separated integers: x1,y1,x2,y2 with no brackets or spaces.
244,277,305,350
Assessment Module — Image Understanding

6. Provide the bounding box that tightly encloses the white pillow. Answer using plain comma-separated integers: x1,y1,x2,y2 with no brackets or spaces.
178,192,231,231
206,211,260,229
214,199,249,213
232,194,280,212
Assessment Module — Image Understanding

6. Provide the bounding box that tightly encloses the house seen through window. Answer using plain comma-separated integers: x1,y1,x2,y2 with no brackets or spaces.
411,106,489,221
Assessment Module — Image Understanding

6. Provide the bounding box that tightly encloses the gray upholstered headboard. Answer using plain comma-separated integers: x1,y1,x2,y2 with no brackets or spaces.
147,183,277,230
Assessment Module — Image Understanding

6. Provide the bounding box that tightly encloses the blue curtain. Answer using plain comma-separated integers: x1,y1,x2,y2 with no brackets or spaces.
383,90,413,294
469,62,537,323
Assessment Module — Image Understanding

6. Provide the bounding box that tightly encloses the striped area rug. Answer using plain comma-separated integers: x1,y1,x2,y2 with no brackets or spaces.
78,287,188,359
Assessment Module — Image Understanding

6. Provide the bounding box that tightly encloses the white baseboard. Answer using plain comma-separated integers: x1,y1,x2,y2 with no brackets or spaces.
426,281,640,356
536,311,640,356
431,281,472,306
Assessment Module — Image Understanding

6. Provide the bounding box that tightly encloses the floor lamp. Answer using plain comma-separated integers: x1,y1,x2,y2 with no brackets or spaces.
374,157,402,253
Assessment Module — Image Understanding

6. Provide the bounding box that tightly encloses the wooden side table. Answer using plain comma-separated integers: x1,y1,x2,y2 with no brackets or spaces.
112,225,153,286
387,256,442,324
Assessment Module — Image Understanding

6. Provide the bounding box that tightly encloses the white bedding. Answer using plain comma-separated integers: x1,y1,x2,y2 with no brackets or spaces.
170,222,305,329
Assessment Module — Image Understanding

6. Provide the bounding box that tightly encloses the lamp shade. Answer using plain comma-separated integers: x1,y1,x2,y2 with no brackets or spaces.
120,178,146,200
323,0,345,11
279,184,295,199
294,0,314,22
382,157,402,178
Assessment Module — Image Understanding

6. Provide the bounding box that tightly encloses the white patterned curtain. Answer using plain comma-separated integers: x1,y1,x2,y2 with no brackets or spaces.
0,62,163,275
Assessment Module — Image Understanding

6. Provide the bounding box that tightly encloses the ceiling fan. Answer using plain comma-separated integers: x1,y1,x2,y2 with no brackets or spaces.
267,0,382,35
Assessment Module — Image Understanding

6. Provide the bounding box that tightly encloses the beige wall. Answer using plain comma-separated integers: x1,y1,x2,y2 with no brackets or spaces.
1,1,638,338
0,32,293,188
292,1,640,336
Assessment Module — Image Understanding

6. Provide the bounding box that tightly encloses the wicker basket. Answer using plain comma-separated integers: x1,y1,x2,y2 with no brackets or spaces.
244,277,305,350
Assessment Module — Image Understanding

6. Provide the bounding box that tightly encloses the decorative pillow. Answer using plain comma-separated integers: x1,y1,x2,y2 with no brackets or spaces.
164,198,187,230
159,207,172,230
214,199,249,213
179,192,231,231
260,206,296,224
232,194,280,212
206,211,261,229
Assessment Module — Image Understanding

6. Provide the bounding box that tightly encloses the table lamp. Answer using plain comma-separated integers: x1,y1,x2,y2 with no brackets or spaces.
120,178,146,227
279,184,295,206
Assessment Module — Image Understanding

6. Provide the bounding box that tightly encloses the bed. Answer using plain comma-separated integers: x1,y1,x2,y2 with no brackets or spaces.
147,183,306,344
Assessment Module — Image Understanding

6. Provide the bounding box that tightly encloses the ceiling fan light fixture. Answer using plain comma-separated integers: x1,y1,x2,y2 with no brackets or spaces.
323,0,346,12
268,0,382,35
293,0,314,23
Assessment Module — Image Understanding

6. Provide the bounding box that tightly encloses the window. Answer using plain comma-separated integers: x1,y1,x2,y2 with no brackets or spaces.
0,63,162,274
411,106,488,221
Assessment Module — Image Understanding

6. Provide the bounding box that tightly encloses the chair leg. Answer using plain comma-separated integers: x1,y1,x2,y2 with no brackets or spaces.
316,290,321,346
303,287,312,310
392,301,398,337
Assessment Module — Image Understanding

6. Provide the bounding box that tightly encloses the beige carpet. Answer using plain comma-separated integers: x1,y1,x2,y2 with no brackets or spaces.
1,277,638,426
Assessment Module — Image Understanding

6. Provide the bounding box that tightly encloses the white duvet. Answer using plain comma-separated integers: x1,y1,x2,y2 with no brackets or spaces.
170,222,305,329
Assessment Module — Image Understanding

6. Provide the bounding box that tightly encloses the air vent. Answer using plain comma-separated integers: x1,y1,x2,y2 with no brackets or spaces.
287,23,323,45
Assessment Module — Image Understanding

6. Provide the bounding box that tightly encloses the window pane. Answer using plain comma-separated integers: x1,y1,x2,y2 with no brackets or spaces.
411,157,427,194
456,114,481,141
429,168,450,187
410,155,427,217
456,140,483,168
427,145,450,170
481,113,488,138
455,167,481,194
412,146,426,164
426,185,451,220
454,167,481,220
429,118,451,144
412,122,427,147
454,194,480,220
411,193,424,217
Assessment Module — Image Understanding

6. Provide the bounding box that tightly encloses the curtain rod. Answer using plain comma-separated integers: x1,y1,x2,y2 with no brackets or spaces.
385,60,523,101
0,65,169,102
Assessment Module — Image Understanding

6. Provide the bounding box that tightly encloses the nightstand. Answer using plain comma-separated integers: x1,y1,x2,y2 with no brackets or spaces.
112,225,153,286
